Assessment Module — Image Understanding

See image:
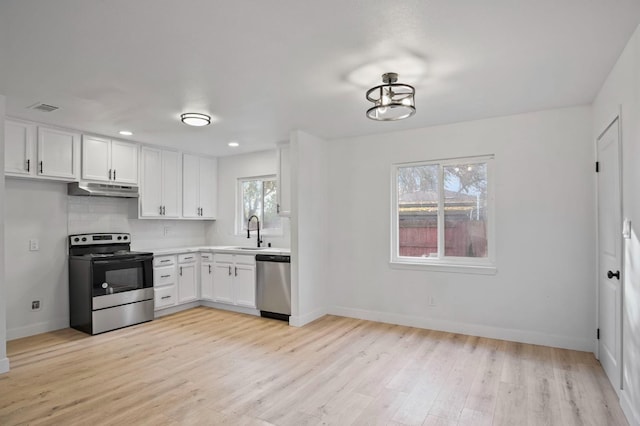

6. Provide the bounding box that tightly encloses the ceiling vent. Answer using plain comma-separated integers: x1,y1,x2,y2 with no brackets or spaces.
28,103,59,113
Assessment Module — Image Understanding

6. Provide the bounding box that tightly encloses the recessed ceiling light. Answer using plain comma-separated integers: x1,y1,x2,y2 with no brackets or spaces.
228,142,239,147
119,130,133,136
181,113,211,127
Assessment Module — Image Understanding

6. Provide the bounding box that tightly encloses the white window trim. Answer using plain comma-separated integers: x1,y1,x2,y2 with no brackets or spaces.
390,155,496,274
236,174,283,237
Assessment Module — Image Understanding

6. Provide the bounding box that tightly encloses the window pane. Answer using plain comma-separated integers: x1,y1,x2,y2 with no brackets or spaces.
262,180,281,230
443,163,488,257
397,164,439,257
242,180,262,231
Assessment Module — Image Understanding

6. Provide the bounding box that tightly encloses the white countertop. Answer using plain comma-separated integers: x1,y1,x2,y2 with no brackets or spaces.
135,245,291,256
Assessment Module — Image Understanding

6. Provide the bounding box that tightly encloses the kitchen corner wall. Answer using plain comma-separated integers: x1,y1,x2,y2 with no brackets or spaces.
207,149,290,248
4,179,208,340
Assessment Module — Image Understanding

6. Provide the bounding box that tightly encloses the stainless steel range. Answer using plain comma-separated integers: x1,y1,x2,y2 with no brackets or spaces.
68,233,154,335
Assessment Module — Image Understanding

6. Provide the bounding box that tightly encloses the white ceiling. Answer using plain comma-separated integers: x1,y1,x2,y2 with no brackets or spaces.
1,1,639,157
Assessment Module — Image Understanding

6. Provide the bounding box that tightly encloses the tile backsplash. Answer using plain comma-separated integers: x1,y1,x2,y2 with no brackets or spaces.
67,196,210,249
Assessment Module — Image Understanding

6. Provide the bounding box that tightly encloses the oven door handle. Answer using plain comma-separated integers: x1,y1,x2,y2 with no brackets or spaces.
93,256,152,265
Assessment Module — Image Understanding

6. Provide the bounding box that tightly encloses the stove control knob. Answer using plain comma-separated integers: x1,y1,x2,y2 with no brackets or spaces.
81,237,87,242
101,283,108,289
123,236,128,240
74,237,79,242
117,236,122,240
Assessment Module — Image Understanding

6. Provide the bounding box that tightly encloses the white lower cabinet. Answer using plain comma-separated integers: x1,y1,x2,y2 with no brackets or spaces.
178,254,198,303
200,253,214,301
212,254,256,308
153,255,177,311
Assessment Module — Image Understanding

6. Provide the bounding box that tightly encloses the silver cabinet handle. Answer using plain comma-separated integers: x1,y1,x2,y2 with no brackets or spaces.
160,274,170,278
160,259,171,263
39,161,43,173
235,266,238,277
184,256,194,260
179,266,183,276
109,169,112,180
209,265,211,274
161,295,171,300
228,265,232,276
113,169,116,180
26,159,30,172
277,204,280,214
159,205,163,215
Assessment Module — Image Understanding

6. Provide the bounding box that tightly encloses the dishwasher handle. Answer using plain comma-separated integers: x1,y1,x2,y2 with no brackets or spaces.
255,254,290,263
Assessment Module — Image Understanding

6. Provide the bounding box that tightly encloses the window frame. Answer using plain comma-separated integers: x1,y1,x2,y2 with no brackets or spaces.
236,174,282,237
390,155,496,274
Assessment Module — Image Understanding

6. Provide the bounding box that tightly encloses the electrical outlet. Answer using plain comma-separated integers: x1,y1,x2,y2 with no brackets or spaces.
164,226,172,236
31,300,41,311
427,296,437,307
29,239,39,251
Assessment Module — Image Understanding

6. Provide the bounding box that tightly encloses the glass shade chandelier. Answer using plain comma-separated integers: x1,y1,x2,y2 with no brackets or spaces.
366,72,416,121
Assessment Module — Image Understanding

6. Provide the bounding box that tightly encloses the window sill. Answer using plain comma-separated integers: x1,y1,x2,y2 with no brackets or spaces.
389,260,497,275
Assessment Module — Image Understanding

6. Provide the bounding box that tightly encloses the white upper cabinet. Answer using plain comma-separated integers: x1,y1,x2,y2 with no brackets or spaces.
5,121,80,181
277,145,291,217
5,119,35,176
182,154,217,219
140,146,181,218
37,126,80,180
82,135,138,184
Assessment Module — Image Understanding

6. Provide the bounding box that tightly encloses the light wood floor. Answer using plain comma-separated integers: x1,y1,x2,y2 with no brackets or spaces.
0,307,628,426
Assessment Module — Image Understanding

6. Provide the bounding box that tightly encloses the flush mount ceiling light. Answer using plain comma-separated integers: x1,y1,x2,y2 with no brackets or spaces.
366,72,416,121
228,141,239,147
180,112,211,127
119,130,133,136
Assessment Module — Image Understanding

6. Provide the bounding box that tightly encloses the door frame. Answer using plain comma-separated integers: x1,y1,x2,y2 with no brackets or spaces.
595,109,623,393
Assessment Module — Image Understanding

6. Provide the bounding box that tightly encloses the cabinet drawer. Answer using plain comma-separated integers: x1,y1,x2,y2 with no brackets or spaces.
178,253,198,263
153,255,176,267
154,265,176,287
154,285,177,310
200,252,213,262
214,253,234,264
235,254,256,266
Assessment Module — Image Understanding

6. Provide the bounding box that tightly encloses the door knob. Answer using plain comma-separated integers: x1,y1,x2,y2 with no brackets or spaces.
607,270,620,280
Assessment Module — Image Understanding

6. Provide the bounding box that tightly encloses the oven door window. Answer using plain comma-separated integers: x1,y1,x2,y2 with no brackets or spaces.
92,258,152,296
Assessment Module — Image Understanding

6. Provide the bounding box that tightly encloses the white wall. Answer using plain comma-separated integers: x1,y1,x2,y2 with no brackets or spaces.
4,185,208,340
326,106,595,351
290,131,329,326
593,24,640,426
0,95,8,373
207,149,290,248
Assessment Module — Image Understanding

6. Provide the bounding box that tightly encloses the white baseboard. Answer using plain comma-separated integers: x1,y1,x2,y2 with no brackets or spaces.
329,306,593,352
199,300,260,317
7,318,69,341
0,357,9,374
621,389,640,426
290,307,328,327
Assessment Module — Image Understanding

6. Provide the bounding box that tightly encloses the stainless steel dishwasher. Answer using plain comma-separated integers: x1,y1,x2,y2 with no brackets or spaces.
256,254,291,321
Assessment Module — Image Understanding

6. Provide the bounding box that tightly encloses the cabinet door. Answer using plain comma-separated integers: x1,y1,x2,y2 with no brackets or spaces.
198,157,217,219
234,264,256,308
140,147,162,217
201,263,214,301
182,154,200,218
162,150,181,218
277,146,291,216
82,135,111,182
213,262,234,304
5,120,35,176
111,140,138,184
154,285,177,310
38,127,79,180
178,263,198,303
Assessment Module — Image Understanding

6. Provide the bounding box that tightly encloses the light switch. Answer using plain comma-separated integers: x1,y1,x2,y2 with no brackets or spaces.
29,239,39,251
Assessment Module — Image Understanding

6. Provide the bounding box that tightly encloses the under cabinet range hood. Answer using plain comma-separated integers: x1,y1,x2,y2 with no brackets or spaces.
68,182,139,198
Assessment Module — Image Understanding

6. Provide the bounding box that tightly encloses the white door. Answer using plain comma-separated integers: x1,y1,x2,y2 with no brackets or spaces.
162,150,181,218
597,117,622,392
82,135,111,181
201,263,214,300
199,157,217,219
234,264,256,308
140,147,162,217
182,154,200,218
5,119,35,176
178,263,198,303
111,140,138,184
37,127,79,179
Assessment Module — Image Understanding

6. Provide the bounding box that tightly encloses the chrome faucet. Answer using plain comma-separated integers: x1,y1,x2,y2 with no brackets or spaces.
247,215,263,247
